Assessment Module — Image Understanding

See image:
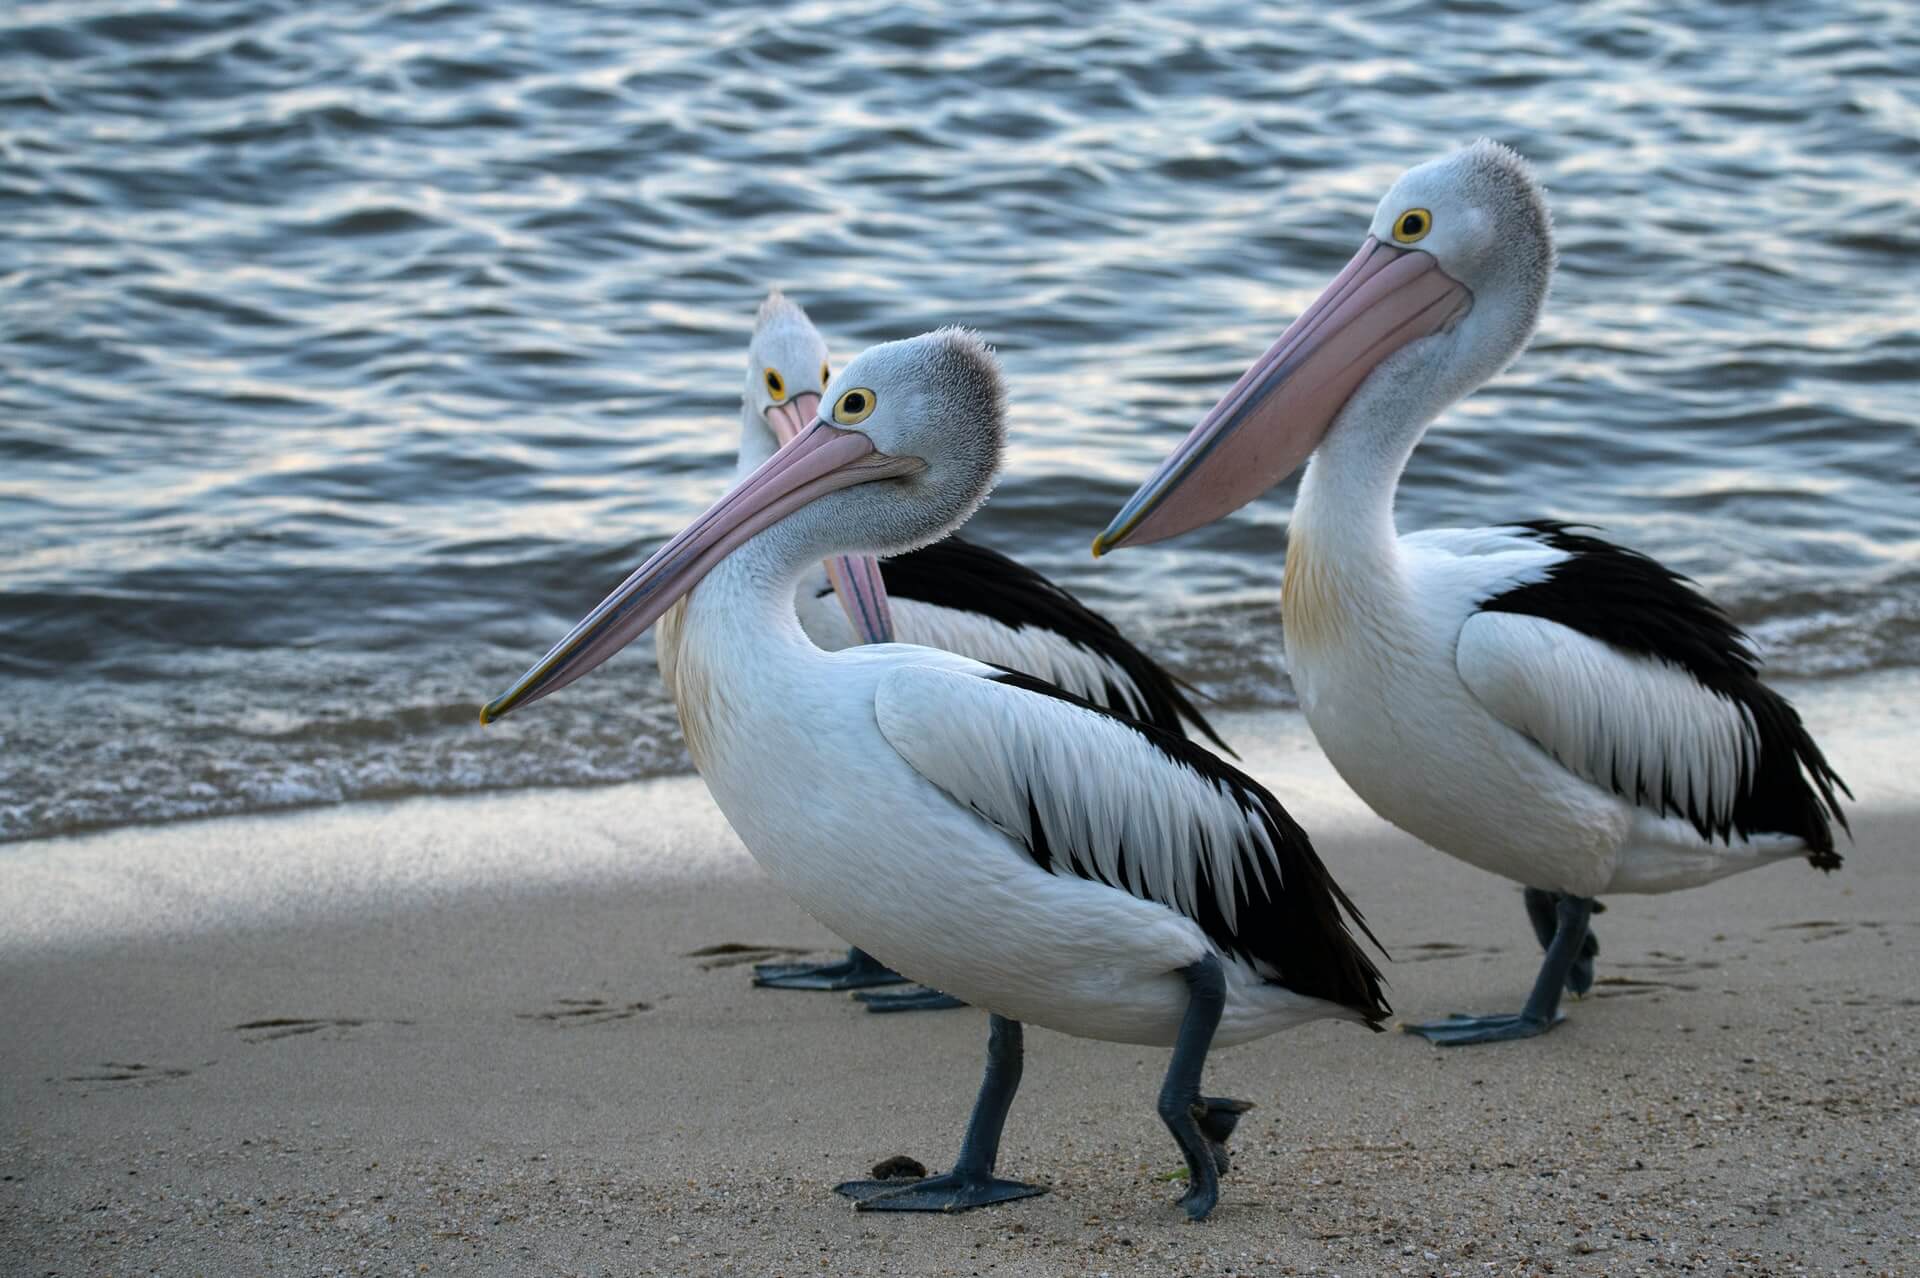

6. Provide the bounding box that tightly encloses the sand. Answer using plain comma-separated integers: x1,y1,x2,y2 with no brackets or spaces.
3,676,1917,1276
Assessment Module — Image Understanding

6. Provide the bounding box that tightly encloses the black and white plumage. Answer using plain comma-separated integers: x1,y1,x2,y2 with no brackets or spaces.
721,293,1231,1006
486,328,1390,1217
799,536,1230,752
1098,141,1850,1043
973,670,1382,1012
1470,521,1849,860
851,657,1388,1043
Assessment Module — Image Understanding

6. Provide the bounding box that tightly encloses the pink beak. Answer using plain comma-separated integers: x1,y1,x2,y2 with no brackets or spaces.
767,390,894,644
1093,238,1470,554
481,419,919,723
763,393,821,449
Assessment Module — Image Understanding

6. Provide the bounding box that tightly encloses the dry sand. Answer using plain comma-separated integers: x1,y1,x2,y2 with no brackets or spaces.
3,676,1917,1276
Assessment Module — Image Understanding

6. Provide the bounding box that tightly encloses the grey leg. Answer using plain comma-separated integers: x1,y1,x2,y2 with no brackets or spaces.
834,1014,1045,1212
1408,895,1597,1046
1522,887,1558,949
752,947,912,991
1159,954,1241,1221
1524,887,1599,996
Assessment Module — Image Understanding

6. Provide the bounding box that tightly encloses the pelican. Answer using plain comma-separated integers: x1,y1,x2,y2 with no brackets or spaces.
1095,141,1849,1046
486,330,1388,1217
723,293,1230,1012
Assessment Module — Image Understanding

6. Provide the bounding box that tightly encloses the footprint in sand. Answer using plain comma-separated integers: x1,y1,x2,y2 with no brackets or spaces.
1590,975,1698,998
61,1061,196,1086
230,1017,411,1044
1397,940,1502,963
515,997,652,1027
682,941,816,970
1770,920,1858,942
1586,949,1719,997
1618,949,1721,975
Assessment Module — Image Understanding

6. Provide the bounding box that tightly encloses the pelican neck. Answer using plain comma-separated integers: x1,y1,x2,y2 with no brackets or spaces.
1289,401,1426,577
684,528,817,654
735,404,776,481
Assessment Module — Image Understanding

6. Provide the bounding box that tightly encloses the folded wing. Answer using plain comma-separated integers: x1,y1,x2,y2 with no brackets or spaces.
874,663,1387,1020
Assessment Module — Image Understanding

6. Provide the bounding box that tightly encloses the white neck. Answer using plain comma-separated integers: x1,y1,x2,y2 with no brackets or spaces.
1288,341,1448,584
690,531,813,654
1288,299,1524,590
1280,324,1490,649
735,404,776,481
1292,404,1420,572
656,528,818,768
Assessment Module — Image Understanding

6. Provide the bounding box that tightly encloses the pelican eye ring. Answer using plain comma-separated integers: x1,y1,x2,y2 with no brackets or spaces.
1392,208,1431,244
764,368,786,401
832,387,876,425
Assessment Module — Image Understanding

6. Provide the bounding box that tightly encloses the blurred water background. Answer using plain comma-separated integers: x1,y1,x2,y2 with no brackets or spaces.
3,0,1917,842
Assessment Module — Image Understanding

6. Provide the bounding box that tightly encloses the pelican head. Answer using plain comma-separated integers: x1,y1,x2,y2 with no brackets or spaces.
483,329,1005,722
1095,139,1555,553
743,292,894,645
742,291,833,475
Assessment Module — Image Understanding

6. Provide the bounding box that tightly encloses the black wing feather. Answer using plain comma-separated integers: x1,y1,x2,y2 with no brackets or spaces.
1481,521,1849,865
990,670,1389,1026
871,536,1234,755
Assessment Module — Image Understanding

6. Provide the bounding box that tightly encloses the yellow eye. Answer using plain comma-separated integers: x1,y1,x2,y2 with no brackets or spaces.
820,361,831,388
1392,208,1432,244
832,387,876,425
764,368,785,401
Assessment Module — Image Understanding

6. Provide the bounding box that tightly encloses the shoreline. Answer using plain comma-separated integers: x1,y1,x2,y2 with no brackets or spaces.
5,667,1914,956
3,672,1917,1273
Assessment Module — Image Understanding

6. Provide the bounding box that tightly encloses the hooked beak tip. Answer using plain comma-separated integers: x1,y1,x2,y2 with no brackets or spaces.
1091,513,1138,558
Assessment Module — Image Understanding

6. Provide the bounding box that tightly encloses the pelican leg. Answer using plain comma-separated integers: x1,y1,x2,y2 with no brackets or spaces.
1523,887,1599,996
851,987,968,1014
835,1014,1045,1212
1158,954,1234,1221
752,947,911,991
1409,895,1596,1046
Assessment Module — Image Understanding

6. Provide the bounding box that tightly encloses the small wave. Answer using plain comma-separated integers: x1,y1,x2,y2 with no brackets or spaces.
5,560,1913,844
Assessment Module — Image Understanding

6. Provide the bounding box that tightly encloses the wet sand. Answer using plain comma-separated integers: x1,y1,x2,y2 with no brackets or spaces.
3,681,1917,1276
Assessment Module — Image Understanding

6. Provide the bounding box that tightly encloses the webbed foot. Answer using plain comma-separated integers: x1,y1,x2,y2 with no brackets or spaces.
1178,1177,1219,1221
852,986,967,1013
835,1171,1045,1212
752,947,910,991
1196,1096,1254,1174
1404,1008,1564,1046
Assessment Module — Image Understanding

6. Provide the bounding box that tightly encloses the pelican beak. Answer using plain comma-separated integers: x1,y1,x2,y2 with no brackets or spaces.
481,419,920,723
763,392,892,643
763,392,822,448
1093,237,1470,555
824,553,895,644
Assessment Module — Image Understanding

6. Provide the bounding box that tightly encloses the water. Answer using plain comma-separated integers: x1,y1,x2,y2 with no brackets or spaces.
4,0,1917,843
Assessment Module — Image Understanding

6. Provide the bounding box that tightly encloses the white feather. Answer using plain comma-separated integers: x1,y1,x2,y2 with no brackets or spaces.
874,667,1282,962
793,565,1152,715
1457,612,1759,832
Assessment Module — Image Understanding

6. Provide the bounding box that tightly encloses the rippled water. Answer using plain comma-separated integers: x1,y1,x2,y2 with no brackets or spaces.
4,0,1918,842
